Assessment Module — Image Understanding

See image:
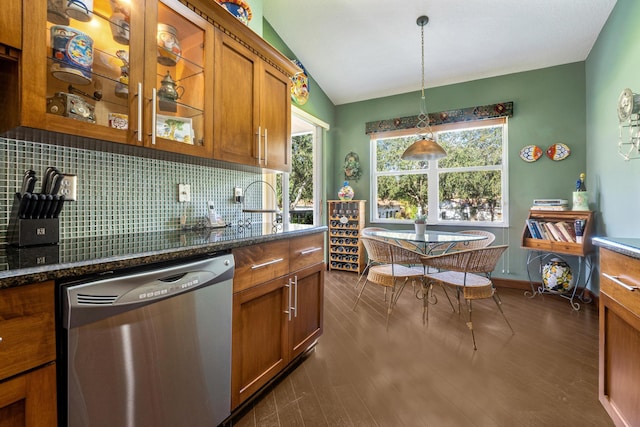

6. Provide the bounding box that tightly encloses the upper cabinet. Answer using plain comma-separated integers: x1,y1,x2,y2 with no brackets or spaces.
0,0,21,49
142,1,213,157
213,29,292,171
5,0,298,171
14,0,212,156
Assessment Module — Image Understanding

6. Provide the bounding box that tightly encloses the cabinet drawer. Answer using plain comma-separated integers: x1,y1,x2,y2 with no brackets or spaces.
600,248,640,314
233,240,290,293
290,233,325,272
0,282,56,381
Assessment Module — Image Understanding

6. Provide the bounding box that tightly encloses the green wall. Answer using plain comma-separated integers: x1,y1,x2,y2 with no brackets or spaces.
334,63,587,281
586,0,640,239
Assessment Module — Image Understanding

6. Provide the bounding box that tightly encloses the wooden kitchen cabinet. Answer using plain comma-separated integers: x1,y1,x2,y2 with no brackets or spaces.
12,0,213,157
0,281,57,427
213,29,293,172
0,0,21,50
231,233,325,409
598,248,640,427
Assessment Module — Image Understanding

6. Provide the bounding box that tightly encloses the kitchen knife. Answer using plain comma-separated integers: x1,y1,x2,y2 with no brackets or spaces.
47,196,58,219
50,173,63,196
25,175,37,194
17,193,32,219
20,170,36,194
32,194,47,219
52,195,65,218
24,193,38,219
41,167,56,194
41,195,53,219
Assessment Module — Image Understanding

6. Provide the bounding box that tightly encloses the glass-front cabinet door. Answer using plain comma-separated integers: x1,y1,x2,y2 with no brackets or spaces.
24,0,211,156
144,1,212,156
39,0,141,144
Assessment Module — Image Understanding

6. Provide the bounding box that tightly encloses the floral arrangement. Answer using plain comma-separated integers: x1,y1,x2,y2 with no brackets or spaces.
414,214,427,224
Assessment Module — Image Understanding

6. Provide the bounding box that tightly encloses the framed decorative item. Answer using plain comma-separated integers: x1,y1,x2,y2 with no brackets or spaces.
156,114,194,144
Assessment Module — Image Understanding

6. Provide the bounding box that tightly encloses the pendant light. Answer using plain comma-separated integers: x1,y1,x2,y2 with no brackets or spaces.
401,15,447,161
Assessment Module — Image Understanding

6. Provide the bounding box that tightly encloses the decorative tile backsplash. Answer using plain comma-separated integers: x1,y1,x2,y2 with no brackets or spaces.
1,137,263,243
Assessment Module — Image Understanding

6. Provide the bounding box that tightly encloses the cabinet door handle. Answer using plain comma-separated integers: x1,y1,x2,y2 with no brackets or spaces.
293,275,298,318
284,278,292,321
603,273,638,291
300,247,322,255
136,82,143,142
264,128,268,166
250,257,284,270
256,126,261,162
151,88,157,145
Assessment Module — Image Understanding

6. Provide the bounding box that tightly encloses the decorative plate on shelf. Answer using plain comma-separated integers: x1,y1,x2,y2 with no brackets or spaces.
519,145,543,162
546,143,571,161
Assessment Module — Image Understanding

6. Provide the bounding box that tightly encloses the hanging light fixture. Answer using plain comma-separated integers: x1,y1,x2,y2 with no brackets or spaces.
401,15,447,161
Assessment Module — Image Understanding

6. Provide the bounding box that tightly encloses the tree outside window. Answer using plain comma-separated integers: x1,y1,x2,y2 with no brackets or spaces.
372,119,507,226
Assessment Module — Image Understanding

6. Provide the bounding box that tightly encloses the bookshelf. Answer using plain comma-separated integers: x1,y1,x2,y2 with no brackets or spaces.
521,209,595,310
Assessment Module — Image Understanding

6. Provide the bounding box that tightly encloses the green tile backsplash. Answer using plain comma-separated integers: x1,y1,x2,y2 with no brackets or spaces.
1,137,261,242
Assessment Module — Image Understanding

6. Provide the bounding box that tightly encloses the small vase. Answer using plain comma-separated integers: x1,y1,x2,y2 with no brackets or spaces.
414,223,426,235
338,181,354,201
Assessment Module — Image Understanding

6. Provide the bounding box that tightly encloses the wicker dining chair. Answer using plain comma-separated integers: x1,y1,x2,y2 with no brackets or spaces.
420,245,513,350
353,236,425,328
354,227,390,290
451,230,496,251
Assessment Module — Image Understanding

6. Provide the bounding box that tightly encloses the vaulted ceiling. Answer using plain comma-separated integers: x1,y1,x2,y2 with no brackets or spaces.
264,0,617,106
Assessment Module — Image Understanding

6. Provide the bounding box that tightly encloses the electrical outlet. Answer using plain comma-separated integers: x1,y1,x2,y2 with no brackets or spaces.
234,186,243,204
58,174,78,201
178,184,191,202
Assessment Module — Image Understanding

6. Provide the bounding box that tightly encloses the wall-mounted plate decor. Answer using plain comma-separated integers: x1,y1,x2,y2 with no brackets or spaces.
519,145,543,162
546,143,571,161
291,59,309,105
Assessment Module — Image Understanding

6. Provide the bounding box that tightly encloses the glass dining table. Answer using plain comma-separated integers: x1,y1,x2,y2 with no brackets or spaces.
365,229,487,254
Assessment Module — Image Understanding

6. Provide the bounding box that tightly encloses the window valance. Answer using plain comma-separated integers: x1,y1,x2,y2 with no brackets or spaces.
365,101,513,135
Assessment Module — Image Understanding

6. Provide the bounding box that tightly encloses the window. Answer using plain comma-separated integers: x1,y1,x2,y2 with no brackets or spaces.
273,107,328,227
371,118,508,226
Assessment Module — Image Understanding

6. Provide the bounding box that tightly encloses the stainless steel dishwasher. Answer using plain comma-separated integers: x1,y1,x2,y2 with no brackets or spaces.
60,254,234,427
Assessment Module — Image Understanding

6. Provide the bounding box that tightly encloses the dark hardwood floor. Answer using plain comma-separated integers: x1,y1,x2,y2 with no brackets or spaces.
230,270,614,427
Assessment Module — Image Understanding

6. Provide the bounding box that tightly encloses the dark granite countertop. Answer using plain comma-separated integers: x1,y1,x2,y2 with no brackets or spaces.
0,224,327,288
592,237,640,260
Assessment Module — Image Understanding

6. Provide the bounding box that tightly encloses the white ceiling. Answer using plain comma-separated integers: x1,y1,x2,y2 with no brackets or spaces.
263,0,617,106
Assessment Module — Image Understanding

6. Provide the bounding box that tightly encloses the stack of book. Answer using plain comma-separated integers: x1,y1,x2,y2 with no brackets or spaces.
526,218,584,243
531,199,569,211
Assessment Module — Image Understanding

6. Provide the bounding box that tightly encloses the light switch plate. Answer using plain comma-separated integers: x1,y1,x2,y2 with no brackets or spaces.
178,184,191,202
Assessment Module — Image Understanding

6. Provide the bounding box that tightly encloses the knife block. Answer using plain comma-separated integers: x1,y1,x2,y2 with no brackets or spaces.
7,193,59,246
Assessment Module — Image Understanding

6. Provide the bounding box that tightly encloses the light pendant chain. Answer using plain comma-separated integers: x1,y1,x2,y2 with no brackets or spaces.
416,21,434,139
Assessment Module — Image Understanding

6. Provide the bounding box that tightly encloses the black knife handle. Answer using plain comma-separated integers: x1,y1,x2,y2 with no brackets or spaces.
41,195,53,219
52,195,65,218
32,194,47,219
17,193,31,219
24,193,37,219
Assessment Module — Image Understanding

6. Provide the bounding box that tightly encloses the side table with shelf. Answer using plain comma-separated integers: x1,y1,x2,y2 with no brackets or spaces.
328,200,366,273
521,210,595,310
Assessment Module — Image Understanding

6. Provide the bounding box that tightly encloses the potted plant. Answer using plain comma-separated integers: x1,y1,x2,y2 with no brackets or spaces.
414,214,426,235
